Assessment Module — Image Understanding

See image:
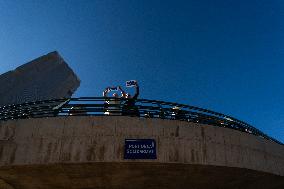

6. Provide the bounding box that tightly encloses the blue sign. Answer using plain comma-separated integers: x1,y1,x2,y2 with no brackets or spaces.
126,80,137,87
124,139,157,159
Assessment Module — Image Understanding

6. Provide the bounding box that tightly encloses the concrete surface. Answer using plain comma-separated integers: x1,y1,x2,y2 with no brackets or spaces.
0,51,80,106
0,116,283,188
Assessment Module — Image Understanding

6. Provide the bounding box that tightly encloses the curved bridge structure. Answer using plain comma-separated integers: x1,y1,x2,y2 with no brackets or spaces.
0,98,283,189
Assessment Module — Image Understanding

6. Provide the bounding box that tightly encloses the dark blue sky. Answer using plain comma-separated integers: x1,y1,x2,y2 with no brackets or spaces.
0,0,283,142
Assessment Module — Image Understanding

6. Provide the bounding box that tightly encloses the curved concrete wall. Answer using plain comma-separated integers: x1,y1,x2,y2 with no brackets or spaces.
0,116,283,176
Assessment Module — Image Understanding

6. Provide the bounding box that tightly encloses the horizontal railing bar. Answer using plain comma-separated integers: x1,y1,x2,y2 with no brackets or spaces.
0,97,282,145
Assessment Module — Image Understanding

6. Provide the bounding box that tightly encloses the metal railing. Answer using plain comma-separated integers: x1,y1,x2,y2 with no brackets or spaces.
0,97,282,145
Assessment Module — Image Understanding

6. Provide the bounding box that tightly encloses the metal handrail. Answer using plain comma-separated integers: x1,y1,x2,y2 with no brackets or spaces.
0,97,282,145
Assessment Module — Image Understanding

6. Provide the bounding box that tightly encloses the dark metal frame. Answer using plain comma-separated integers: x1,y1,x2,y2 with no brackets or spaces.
0,97,282,145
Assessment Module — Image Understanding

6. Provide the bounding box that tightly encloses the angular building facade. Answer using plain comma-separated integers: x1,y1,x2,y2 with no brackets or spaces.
0,51,80,106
